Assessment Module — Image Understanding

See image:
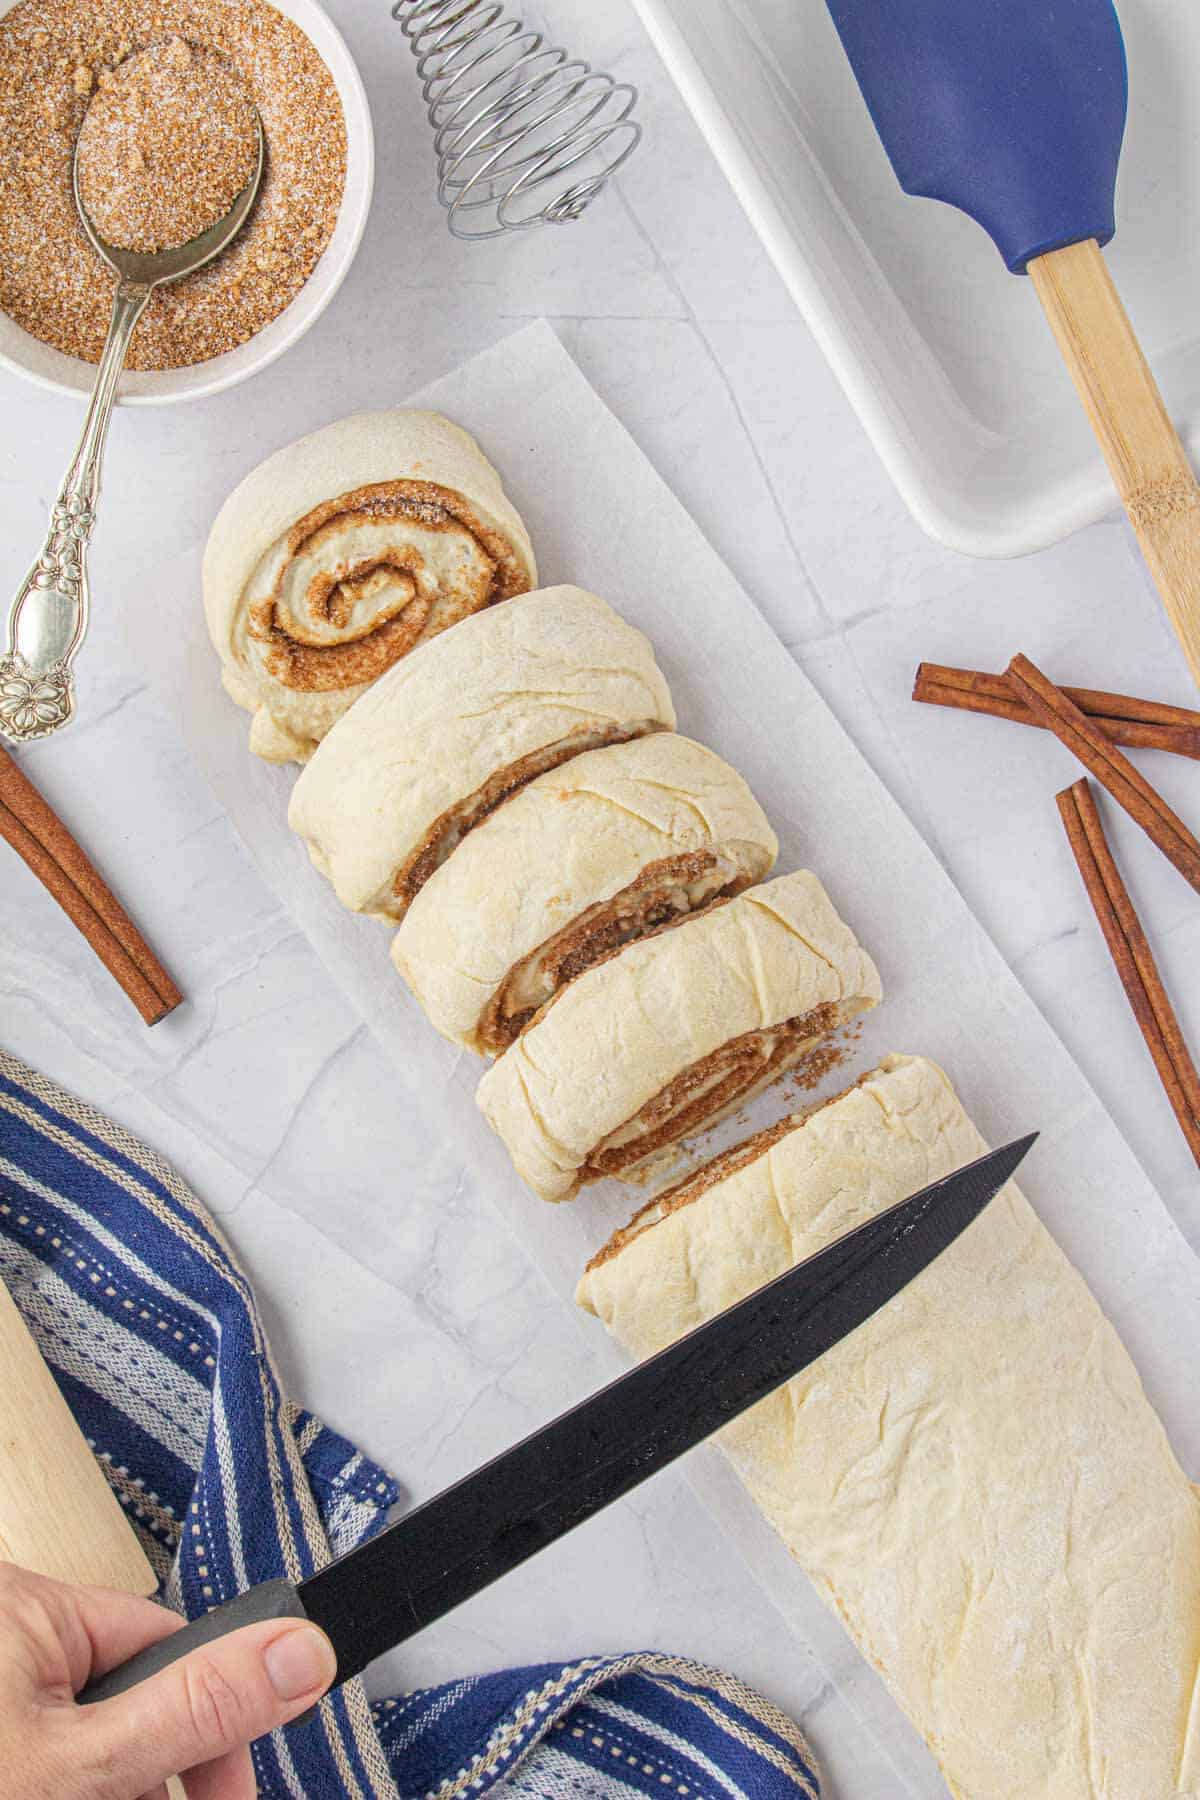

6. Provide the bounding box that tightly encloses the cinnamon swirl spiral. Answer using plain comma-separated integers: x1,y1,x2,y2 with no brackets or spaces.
204,410,536,763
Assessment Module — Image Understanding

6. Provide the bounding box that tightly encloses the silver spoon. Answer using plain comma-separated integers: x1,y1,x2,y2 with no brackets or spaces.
0,107,265,745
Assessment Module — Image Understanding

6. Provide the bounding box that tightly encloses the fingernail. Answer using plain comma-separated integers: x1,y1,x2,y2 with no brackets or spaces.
263,1624,337,1701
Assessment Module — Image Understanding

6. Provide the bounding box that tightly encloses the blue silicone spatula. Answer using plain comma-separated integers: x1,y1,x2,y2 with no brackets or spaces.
824,0,1200,686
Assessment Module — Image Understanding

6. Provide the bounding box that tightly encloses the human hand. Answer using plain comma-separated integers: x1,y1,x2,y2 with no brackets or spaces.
0,1563,336,1799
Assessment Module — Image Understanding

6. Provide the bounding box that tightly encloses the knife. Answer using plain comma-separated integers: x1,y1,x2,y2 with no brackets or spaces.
81,1134,1034,1706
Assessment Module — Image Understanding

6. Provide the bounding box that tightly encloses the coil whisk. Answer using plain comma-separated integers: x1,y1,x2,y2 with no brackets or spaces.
392,0,642,239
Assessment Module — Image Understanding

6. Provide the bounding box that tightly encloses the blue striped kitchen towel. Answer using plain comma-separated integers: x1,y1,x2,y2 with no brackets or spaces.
0,1049,821,1800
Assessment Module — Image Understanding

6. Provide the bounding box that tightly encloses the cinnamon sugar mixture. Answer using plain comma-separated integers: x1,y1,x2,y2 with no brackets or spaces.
0,0,347,369
75,38,259,253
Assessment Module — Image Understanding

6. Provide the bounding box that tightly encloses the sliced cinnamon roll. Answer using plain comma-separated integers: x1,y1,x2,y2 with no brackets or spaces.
288,586,676,922
476,871,881,1203
204,410,536,763
391,734,778,1054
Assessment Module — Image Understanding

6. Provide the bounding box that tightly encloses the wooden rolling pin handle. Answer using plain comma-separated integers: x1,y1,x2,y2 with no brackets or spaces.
1029,239,1200,691
0,1276,154,1591
0,1278,186,1797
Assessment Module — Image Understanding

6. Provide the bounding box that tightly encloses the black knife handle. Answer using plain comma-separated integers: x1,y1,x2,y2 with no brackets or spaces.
77,1579,319,1717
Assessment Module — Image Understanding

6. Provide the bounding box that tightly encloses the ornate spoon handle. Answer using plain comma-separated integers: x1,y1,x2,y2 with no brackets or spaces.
0,283,149,744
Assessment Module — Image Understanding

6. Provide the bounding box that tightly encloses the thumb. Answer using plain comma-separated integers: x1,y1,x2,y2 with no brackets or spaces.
77,1620,336,1794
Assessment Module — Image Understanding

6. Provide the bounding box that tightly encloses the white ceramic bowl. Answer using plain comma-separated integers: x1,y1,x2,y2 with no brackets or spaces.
0,0,373,406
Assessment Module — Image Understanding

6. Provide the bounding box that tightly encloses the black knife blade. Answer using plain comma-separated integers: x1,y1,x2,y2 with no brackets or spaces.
81,1133,1034,1704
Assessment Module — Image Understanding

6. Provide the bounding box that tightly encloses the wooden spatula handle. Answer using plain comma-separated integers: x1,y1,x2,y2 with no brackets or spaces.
0,1277,187,1795
1029,239,1200,689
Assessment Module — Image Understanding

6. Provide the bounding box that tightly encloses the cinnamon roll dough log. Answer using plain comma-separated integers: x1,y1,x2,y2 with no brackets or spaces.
204,409,537,763
476,871,881,1202
289,586,676,921
392,733,778,1055
578,1055,1200,1800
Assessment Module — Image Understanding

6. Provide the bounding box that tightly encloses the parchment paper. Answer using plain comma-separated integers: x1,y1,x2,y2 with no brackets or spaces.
132,322,1200,1799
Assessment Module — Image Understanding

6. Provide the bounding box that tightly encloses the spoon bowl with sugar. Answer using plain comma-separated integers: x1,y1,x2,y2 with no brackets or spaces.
0,66,264,745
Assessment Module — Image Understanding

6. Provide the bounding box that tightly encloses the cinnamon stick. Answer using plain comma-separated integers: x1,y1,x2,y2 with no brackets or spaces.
1057,779,1200,1167
0,747,182,1026
1007,654,1200,896
914,663,1200,760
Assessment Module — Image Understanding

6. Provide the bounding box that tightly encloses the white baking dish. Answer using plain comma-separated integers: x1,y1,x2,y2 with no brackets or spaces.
631,0,1200,558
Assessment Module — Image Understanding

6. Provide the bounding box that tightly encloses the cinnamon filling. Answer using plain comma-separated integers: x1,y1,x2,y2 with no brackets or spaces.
248,478,530,694
581,1001,840,1183
584,1116,805,1274
303,547,427,638
477,849,749,1054
584,1060,874,1270
392,723,664,913
258,594,436,693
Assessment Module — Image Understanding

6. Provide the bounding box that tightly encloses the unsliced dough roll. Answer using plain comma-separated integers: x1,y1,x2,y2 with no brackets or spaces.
477,871,881,1202
392,734,779,1055
204,410,537,764
578,1055,1200,1800
289,587,676,921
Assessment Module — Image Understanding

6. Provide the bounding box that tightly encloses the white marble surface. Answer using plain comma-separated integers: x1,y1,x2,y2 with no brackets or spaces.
1,2,1198,1795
